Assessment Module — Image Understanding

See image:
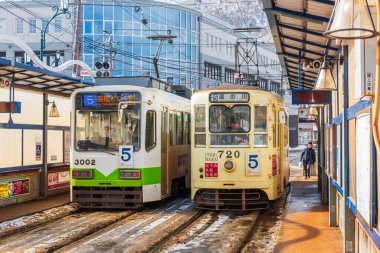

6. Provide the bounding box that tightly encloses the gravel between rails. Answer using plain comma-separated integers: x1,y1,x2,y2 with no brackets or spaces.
159,210,261,253
56,198,197,253
0,209,136,253
0,203,79,240
241,184,292,253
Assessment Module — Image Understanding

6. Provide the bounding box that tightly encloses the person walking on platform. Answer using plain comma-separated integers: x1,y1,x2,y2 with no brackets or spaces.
300,141,316,179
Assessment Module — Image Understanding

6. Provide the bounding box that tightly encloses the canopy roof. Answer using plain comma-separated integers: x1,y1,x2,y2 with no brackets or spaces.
0,57,93,97
263,0,337,89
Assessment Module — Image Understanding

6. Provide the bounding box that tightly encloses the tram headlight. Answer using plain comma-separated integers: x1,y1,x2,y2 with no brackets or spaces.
224,160,235,172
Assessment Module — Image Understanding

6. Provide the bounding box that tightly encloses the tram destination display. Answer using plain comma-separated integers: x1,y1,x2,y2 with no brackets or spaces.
209,92,250,103
77,92,141,109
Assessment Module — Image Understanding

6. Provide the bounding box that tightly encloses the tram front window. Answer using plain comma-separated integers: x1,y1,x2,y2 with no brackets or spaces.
209,105,250,146
75,109,140,151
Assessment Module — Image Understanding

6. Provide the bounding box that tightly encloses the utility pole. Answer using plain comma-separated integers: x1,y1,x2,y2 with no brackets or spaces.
147,31,177,79
103,30,114,77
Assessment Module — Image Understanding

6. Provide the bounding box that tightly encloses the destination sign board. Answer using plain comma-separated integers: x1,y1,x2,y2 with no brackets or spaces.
79,92,141,108
209,92,249,103
292,90,331,105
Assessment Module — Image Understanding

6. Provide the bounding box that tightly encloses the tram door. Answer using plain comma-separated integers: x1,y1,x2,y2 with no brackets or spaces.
161,107,170,196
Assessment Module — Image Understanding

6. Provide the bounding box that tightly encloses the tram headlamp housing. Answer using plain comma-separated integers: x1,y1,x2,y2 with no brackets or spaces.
224,160,235,172
119,170,141,179
72,170,93,179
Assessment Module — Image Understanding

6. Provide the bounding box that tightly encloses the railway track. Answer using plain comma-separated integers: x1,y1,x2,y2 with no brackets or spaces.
0,192,289,253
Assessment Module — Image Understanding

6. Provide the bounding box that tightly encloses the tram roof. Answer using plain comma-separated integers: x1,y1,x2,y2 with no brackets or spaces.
0,57,94,97
262,0,338,89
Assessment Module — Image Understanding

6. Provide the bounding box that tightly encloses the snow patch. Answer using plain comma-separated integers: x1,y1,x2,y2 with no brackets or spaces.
0,204,76,235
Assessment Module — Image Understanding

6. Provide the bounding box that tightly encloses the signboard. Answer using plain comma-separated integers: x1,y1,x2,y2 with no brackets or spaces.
36,142,42,161
292,90,332,105
209,92,250,103
298,108,315,123
0,178,30,200
205,163,218,177
356,113,371,225
80,70,90,77
246,152,260,175
119,145,134,168
48,171,70,190
234,72,244,79
0,101,21,113
64,130,70,163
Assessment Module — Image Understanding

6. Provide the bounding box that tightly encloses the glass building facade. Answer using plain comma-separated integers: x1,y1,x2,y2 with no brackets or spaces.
81,1,200,88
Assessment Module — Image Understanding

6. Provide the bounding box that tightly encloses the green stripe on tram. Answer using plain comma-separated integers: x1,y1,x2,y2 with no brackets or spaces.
71,167,161,187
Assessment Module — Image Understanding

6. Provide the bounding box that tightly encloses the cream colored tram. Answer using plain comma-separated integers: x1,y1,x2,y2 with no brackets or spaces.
191,86,290,210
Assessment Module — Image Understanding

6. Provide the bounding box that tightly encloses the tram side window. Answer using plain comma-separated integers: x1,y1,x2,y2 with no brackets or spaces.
170,112,177,146
176,112,183,145
145,110,156,151
183,112,190,145
194,105,206,147
273,111,277,148
254,106,267,146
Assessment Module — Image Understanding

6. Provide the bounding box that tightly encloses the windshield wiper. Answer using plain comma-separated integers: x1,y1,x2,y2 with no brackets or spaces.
102,151,118,156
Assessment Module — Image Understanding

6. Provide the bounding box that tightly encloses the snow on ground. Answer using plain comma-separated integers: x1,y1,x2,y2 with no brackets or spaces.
289,145,307,151
164,213,231,252
0,204,76,237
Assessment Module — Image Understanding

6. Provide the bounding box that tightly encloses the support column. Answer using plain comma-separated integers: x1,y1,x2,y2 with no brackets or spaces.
329,178,338,226
40,93,48,198
343,45,355,253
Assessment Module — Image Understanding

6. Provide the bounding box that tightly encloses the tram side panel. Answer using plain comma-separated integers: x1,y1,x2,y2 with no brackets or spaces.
70,86,190,209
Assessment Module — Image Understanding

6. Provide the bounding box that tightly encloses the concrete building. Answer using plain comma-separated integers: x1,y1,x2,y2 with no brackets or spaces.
0,0,282,91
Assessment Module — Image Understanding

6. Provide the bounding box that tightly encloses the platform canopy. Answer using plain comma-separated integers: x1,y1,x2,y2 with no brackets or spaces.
263,0,338,89
0,57,93,97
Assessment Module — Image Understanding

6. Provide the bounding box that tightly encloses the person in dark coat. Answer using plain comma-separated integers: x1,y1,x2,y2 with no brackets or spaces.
300,141,316,179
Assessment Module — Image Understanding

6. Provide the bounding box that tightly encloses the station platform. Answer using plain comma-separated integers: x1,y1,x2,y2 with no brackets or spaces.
275,173,343,253
0,193,70,223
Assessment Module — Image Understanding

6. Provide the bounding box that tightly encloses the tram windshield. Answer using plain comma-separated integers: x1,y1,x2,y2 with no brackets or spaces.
74,92,141,151
209,105,250,146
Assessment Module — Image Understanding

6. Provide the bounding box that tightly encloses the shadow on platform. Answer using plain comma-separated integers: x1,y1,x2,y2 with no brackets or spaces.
274,175,343,253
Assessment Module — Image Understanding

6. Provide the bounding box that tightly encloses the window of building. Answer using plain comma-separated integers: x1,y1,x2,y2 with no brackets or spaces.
42,19,49,33
219,38,222,51
16,19,23,34
85,21,92,34
204,62,222,80
55,18,62,33
206,33,209,46
29,18,36,33
225,68,235,84
145,110,156,151
211,35,214,49
0,19,5,34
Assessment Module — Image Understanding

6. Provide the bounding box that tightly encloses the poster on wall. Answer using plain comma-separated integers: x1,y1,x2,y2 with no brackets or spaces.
0,178,30,200
63,130,70,163
356,113,371,224
35,142,42,161
48,171,70,190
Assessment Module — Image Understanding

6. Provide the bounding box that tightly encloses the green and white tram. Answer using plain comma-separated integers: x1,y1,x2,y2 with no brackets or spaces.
70,85,191,208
